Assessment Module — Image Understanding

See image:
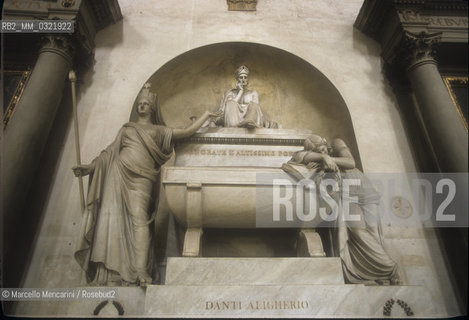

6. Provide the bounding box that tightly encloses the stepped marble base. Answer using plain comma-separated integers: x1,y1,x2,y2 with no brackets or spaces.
144,284,445,318
165,257,344,285
144,257,446,317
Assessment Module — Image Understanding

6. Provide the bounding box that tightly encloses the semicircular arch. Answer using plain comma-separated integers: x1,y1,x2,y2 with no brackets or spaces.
130,41,362,169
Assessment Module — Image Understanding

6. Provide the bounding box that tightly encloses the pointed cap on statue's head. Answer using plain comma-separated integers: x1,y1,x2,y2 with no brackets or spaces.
236,65,249,78
137,82,157,106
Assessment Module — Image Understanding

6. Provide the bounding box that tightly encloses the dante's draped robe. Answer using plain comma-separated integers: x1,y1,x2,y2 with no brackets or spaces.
218,88,264,127
75,123,173,284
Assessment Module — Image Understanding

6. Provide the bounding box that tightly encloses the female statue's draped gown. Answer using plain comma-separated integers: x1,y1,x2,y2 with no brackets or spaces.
330,141,400,284
282,139,400,285
75,122,173,284
335,168,400,284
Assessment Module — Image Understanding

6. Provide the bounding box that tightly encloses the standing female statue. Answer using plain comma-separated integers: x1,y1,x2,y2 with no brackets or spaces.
73,83,220,286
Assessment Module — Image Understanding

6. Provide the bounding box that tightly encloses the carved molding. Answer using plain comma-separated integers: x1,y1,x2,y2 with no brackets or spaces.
443,76,468,132
178,136,304,146
399,31,442,72
227,0,257,11
395,0,468,11
2,69,31,128
397,9,468,28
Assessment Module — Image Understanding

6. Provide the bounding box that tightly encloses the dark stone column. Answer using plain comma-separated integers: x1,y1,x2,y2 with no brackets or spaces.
384,64,440,172
402,31,468,173
2,35,74,265
401,31,468,311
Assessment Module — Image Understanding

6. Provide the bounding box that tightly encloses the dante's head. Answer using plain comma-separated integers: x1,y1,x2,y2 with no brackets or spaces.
236,65,249,87
304,135,329,154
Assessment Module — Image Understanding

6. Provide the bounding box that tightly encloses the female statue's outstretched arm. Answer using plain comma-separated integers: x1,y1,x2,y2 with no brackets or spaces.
172,110,222,140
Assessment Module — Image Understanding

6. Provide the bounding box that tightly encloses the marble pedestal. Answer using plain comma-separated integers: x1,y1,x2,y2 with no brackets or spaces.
144,257,447,318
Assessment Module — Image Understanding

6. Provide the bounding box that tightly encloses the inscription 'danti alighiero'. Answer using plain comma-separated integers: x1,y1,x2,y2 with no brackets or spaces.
205,300,310,311
187,149,296,157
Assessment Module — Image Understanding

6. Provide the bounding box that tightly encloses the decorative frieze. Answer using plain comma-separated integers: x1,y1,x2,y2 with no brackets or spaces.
398,9,468,27
227,0,257,11
180,136,304,146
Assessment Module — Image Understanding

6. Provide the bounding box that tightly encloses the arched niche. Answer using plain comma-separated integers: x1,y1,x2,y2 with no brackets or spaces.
130,42,362,169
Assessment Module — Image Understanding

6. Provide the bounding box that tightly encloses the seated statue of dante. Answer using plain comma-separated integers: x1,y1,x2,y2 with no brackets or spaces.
283,135,401,285
213,65,278,128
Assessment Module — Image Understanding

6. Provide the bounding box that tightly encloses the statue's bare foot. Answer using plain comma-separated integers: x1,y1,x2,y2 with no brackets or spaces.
137,273,152,287
238,119,257,129
263,120,279,128
245,121,257,129
137,276,148,287
375,279,391,286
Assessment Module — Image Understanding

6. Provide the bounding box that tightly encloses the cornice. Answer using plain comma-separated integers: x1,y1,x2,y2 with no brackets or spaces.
394,0,468,11
355,0,468,42
178,136,305,146
355,0,467,71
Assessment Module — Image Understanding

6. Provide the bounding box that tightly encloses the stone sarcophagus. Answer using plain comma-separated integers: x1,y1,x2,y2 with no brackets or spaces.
162,127,326,257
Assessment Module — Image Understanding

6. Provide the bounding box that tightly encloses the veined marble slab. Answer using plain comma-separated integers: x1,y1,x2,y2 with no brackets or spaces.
144,284,447,318
165,257,344,285
162,166,286,185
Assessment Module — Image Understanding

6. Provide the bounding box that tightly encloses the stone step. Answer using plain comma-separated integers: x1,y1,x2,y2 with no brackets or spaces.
14,287,146,317
165,257,344,285
144,284,446,318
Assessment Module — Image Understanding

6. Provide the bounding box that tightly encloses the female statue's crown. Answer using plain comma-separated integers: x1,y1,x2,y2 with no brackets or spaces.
236,65,249,77
137,82,157,105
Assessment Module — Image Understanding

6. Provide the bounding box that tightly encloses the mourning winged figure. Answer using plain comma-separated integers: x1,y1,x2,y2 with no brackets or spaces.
283,135,401,285
73,83,221,286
